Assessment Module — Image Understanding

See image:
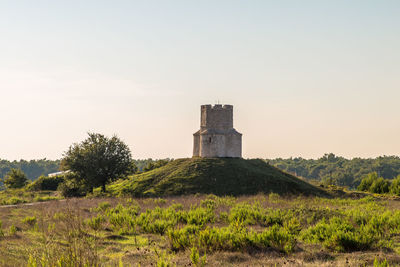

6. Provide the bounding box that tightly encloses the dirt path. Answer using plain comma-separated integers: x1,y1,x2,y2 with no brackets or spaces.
0,199,66,209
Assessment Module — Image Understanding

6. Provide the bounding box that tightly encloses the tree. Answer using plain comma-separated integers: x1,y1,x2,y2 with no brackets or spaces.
2,168,28,189
61,133,134,192
390,175,400,196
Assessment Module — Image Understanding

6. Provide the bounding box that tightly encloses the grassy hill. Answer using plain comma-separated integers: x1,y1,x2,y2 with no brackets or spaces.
109,157,328,197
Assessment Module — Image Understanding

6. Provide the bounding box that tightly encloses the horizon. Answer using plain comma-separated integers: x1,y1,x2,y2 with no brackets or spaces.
1,1,399,160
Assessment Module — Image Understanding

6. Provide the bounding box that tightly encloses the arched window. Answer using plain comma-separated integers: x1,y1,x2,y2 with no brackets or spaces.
209,137,212,143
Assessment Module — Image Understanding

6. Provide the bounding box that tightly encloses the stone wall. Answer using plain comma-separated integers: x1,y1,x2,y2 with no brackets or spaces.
193,104,242,158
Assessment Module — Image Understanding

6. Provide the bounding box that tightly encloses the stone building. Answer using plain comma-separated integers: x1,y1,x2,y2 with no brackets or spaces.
193,104,242,158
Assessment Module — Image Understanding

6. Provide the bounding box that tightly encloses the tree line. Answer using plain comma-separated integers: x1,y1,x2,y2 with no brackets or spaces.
0,159,60,182
268,153,400,188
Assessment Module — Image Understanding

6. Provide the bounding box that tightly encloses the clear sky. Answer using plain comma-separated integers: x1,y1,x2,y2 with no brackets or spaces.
0,0,399,160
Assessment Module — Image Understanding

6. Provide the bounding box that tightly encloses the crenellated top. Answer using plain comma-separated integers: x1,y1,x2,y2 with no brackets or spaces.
201,104,233,110
200,104,234,130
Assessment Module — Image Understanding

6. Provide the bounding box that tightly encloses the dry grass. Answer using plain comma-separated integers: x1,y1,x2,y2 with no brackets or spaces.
0,195,400,266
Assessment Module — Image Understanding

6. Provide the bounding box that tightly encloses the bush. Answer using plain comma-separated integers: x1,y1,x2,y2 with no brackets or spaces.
22,216,37,227
57,179,87,197
370,178,390,194
390,175,400,195
2,169,28,189
0,220,3,237
27,175,65,191
357,172,390,194
86,214,105,231
9,224,17,236
302,216,377,252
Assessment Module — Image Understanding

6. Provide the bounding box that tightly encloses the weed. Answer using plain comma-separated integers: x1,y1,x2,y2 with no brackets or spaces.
9,224,17,236
190,246,207,267
22,216,37,227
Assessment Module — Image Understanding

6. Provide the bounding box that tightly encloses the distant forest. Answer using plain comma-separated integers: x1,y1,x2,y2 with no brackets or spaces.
0,158,166,182
2,155,400,189
268,153,400,188
0,159,60,181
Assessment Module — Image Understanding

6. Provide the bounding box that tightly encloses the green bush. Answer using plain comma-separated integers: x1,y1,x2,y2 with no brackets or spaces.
0,220,3,237
5,197,26,205
86,214,105,231
103,203,141,235
95,201,111,212
370,178,390,194
136,206,182,235
228,203,264,225
390,175,400,195
228,203,286,227
302,216,377,252
57,179,87,197
22,216,37,227
9,224,17,236
357,172,390,194
183,206,215,226
2,169,28,189
27,175,65,191
167,225,198,251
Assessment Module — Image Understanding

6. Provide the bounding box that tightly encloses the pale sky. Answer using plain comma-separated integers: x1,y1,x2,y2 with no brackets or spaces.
0,0,399,160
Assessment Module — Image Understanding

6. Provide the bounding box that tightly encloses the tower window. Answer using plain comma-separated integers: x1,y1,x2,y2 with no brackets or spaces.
209,137,212,143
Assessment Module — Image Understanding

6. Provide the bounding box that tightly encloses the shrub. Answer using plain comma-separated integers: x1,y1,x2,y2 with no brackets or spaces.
2,169,28,189
57,179,87,197
370,178,390,194
250,224,297,253
0,220,3,237
27,175,65,191
22,216,37,227
105,203,140,235
228,203,263,225
302,216,376,252
357,172,390,194
190,246,206,267
86,214,105,231
6,197,25,205
358,172,378,191
183,207,215,226
167,225,200,251
374,257,389,267
390,175,400,195
33,196,59,202
136,206,182,235
9,224,17,236
96,201,111,212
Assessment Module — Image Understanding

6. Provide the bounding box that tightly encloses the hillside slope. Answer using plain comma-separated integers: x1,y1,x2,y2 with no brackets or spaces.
109,158,328,197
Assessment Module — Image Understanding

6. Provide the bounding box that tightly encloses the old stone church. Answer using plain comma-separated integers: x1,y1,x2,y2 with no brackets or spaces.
193,104,242,158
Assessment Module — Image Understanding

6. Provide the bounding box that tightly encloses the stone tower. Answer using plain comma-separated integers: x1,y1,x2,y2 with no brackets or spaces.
193,104,242,158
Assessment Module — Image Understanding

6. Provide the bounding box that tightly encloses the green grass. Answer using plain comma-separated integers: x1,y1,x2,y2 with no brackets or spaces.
2,194,400,266
0,188,61,205
108,158,328,197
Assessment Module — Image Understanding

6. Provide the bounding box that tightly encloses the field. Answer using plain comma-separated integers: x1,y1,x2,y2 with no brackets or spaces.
0,194,399,266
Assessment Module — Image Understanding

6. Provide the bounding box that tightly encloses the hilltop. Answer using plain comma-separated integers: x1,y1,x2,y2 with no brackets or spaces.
108,157,328,197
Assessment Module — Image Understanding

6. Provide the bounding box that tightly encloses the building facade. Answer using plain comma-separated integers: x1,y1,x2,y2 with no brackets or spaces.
193,104,242,158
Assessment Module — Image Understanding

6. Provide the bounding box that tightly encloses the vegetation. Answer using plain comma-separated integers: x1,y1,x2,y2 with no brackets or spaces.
143,159,172,172
108,157,327,197
268,153,400,188
1,195,400,266
3,153,400,191
0,188,60,205
26,174,65,191
0,159,60,182
61,133,134,193
356,172,400,195
1,169,28,189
